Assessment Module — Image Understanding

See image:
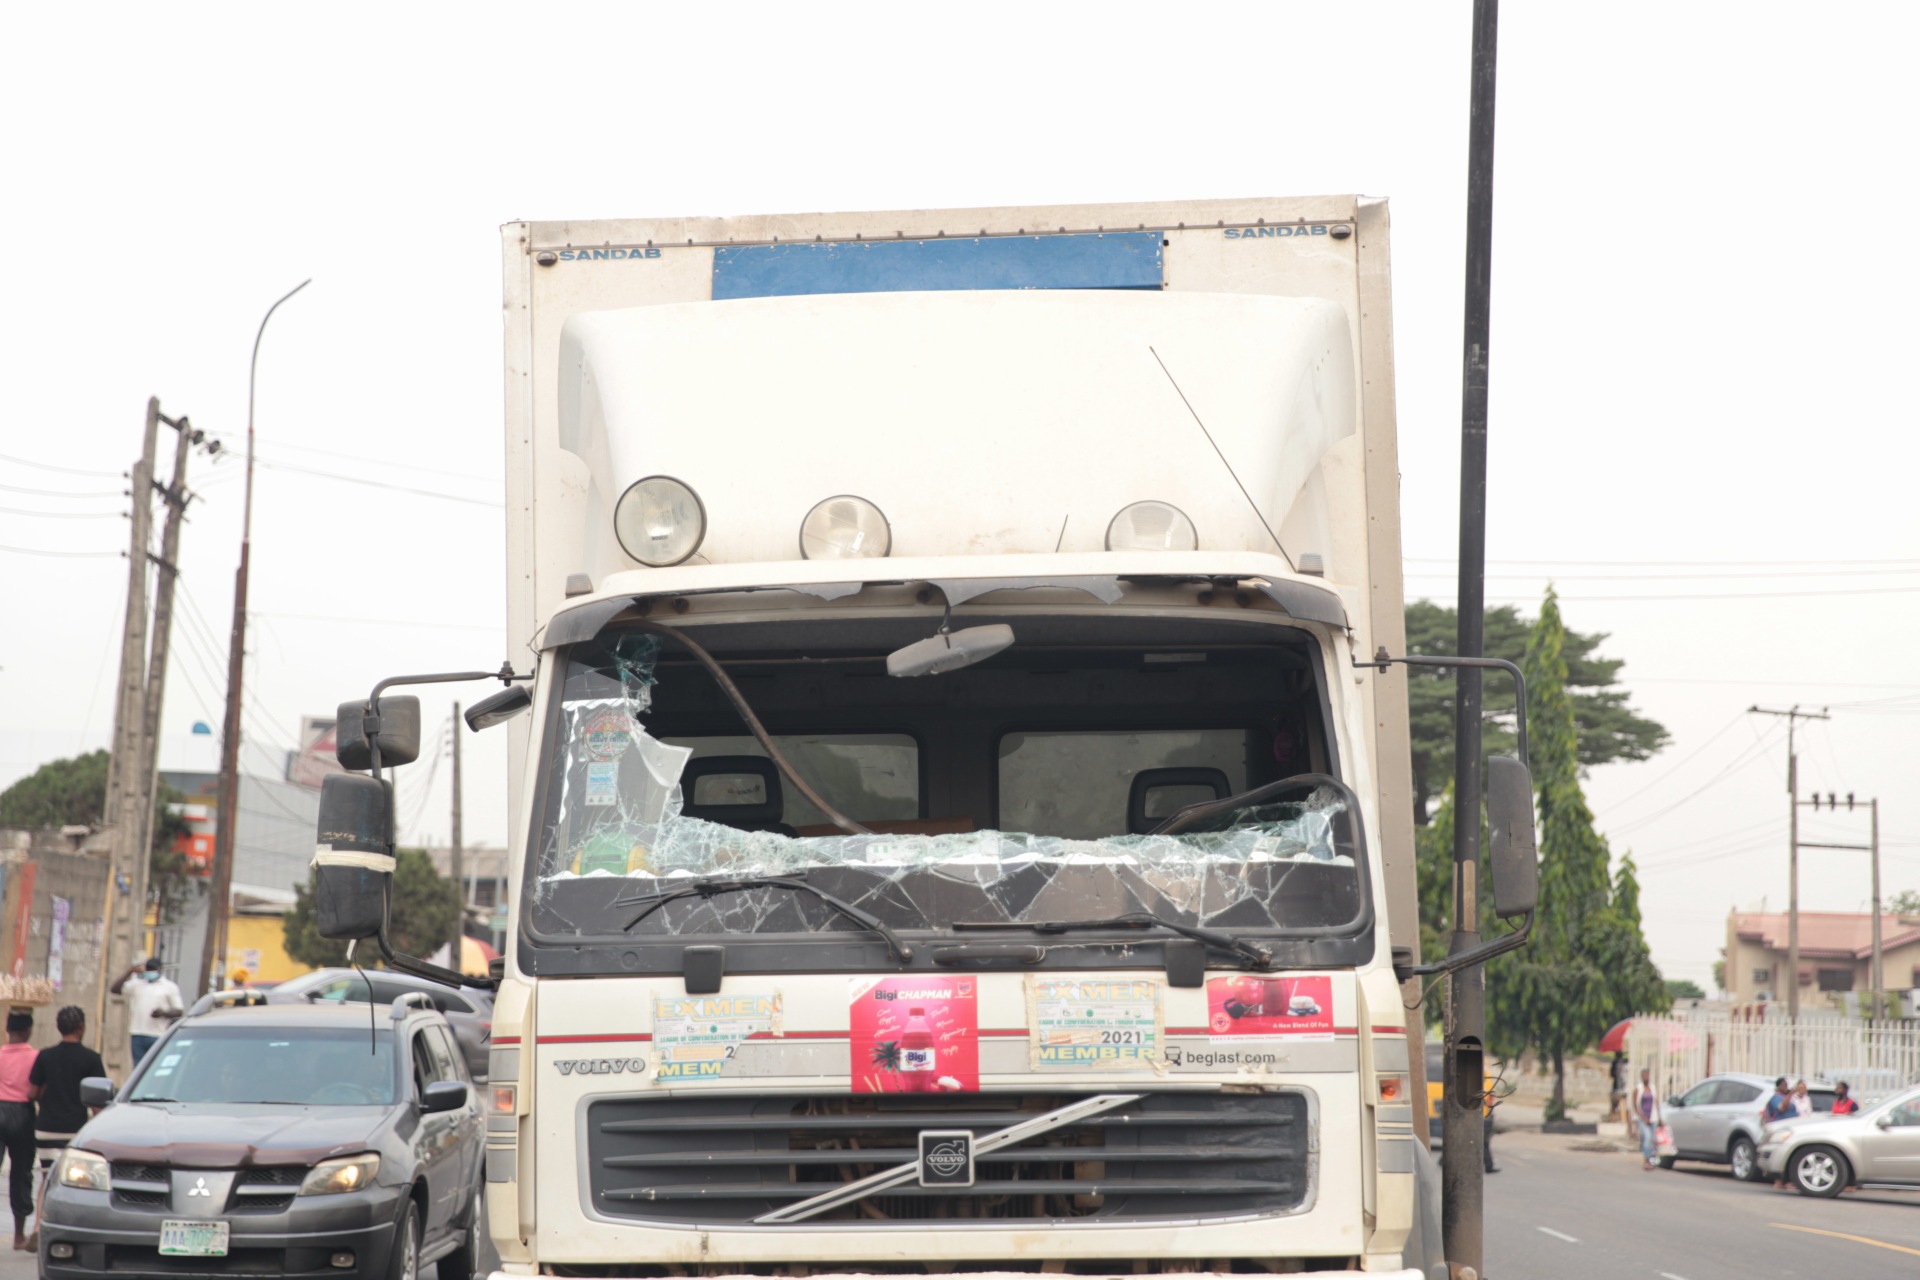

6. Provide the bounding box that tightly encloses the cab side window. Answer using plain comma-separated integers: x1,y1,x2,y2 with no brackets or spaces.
424,1026,463,1083
411,1031,438,1100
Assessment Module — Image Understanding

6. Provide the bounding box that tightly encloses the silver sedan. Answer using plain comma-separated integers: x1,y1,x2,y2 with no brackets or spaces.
1759,1085,1920,1196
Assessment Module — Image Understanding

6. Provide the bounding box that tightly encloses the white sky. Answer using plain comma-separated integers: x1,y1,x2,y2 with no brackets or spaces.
2,3,1915,989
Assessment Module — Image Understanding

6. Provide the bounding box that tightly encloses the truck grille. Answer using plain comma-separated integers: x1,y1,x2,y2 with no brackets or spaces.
586,1091,1309,1225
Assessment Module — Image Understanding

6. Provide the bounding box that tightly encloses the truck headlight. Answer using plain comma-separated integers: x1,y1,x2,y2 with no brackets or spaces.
299,1153,380,1196
56,1149,109,1191
799,495,891,560
614,476,705,567
1106,500,1197,552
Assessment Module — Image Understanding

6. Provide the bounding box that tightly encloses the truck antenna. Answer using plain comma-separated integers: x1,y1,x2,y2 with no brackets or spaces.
1147,345,1294,571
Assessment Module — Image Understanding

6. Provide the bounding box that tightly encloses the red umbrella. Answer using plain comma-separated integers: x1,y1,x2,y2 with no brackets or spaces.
1597,1018,1634,1054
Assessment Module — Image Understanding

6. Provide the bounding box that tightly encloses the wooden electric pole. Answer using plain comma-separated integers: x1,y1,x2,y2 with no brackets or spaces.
450,702,465,924
100,398,161,1074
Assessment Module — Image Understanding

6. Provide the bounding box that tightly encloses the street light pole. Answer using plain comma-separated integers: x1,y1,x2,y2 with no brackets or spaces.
199,278,310,995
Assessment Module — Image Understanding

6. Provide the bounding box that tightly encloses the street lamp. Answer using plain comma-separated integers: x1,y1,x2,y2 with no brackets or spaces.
199,278,310,995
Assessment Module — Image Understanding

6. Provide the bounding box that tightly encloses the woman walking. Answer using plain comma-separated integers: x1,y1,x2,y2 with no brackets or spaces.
1633,1069,1663,1171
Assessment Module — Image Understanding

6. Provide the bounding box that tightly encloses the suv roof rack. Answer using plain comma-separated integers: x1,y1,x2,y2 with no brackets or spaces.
206,989,267,1010
391,991,435,1020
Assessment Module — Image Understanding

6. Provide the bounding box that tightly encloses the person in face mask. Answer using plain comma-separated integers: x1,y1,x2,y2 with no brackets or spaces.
108,957,184,1064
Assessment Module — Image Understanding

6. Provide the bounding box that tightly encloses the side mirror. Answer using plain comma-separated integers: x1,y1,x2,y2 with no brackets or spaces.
80,1077,117,1108
1876,1115,1893,1130
465,685,531,732
335,695,422,770
421,1080,469,1114
1668,1096,1684,1109
1485,755,1539,917
313,773,394,941
887,624,1015,678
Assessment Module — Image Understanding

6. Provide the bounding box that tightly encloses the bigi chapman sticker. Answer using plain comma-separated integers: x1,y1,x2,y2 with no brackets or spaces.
850,976,978,1093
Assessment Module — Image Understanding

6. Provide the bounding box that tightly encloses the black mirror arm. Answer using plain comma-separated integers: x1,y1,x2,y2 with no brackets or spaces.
1358,649,1528,767
359,664,533,781
370,927,497,992
1394,910,1533,983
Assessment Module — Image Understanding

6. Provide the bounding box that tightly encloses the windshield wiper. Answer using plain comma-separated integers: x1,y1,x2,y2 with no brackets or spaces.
952,912,1273,968
614,876,913,963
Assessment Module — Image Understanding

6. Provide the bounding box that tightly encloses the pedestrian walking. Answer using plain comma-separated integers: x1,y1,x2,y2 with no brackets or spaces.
1608,1051,1628,1123
1633,1069,1663,1170
1832,1081,1859,1115
0,1011,37,1250
27,1006,106,1234
109,957,183,1064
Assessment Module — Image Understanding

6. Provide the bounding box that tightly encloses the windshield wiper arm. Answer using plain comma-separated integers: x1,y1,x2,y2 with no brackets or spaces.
614,876,914,963
952,912,1273,968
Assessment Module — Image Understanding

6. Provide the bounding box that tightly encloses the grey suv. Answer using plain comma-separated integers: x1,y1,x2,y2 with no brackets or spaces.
1662,1072,1836,1180
39,994,484,1280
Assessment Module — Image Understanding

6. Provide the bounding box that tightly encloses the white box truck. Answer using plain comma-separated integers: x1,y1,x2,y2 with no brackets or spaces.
310,196,1539,1280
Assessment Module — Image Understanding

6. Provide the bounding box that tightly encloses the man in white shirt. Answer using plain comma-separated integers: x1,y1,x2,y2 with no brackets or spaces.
108,958,184,1064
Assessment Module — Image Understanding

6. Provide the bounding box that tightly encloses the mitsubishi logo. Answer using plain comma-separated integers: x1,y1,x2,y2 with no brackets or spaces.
188,1177,212,1198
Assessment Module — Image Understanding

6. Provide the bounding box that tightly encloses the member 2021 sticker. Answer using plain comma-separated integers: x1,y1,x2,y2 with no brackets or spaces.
652,993,780,1080
1208,975,1334,1040
849,976,978,1093
1029,978,1162,1069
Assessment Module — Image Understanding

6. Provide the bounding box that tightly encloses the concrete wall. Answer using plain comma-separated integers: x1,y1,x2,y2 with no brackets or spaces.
1,829,114,1053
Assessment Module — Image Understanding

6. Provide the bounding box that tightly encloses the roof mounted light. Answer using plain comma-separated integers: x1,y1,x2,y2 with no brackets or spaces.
1105,500,1197,552
614,475,705,567
799,495,891,560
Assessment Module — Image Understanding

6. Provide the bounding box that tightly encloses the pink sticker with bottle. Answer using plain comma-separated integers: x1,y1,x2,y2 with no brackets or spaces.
849,976,980,1093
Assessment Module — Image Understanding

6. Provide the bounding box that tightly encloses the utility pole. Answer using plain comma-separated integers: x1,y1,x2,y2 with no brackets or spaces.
99,398,161,1075
1752,705,1829,1026
133,413,206,914
201,279,310,995
450,702,465,923
1444,1,1498,1270
1799,792,1881,1010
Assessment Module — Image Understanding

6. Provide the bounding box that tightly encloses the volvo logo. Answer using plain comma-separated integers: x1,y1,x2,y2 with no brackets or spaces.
187,1177,212,1198
917,1129,974,1188
553,1057,647,1077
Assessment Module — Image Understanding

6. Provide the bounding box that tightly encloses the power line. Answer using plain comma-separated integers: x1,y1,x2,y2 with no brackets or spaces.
0,505,124,519
251,609,504,634
1609,721,1786,836
0,481,124,498
256,439,499,485
0,450,124,478
1599,711,1748,812
0,543,121,558
251,458,503,508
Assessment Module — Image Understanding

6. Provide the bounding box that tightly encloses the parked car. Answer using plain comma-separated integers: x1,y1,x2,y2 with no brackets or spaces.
1760,1084,1920,1196
1423,1042,1495,1146
256,966,493,1082
1661,1072,1836,1180
38,992,485,1280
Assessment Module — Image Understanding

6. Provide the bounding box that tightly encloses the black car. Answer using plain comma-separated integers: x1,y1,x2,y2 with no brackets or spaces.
39,993,484,1280
254,967,494,1083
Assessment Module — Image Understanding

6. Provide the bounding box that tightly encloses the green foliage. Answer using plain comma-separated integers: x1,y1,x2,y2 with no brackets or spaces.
0,752,203,912
1404,601,1669,825
1890,889,1920,916
1712,957,1726,995
283,847,462,969
1667,978,1707,1001
1477,589,1666,1122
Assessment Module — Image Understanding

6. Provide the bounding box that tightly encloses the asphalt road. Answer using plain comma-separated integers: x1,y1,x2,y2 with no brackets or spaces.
6,1138,1918,1280
1485,1128,1920,1279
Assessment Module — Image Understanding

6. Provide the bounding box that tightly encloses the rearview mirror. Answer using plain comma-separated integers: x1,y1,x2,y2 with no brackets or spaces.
886,625,1014,678
313,773,394,941
465,685,531,732
335,695,422,770
1485,755,1538,917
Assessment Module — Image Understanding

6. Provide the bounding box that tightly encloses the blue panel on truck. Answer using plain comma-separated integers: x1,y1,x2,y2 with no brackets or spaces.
711,232,1164,300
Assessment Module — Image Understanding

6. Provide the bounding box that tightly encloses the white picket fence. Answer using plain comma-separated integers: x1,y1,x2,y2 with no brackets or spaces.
1627,1008,1920,1102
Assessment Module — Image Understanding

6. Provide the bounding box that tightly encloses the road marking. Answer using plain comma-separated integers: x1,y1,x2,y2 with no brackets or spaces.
1535,1226,1579,1243
1770,1222,1920,1258
1659,1273,1691,1280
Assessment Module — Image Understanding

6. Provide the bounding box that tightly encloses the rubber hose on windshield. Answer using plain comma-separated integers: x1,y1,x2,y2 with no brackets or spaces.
616,618,873,836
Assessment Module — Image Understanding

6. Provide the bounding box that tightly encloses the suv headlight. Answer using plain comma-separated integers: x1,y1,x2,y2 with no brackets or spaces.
56,1149,109,1191
1769,1128,1794,1146
298,1153,380,1196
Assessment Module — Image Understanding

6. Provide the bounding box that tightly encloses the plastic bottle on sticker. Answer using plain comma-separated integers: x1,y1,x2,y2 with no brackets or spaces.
900,1007,936,1090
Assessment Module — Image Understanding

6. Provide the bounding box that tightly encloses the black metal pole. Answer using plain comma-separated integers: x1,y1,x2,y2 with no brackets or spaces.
1444,0,1498,1271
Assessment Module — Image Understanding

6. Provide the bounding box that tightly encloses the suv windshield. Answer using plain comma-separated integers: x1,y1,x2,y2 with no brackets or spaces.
130,1026,397,1106
524,620,1370,968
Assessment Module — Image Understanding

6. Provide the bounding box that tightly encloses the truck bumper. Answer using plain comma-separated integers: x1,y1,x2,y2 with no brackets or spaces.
489,1272,1422,1280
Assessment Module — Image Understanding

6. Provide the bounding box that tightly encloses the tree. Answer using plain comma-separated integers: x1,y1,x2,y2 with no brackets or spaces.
1482,589,1667,1121
1890,889,1920,916
1712,956,1726,995
282,848,462,969
0,750,196,906
1404,601,1669,825
1667,978,1707,1001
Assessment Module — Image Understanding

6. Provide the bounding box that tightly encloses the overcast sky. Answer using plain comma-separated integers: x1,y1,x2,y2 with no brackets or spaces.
2,3,1914,989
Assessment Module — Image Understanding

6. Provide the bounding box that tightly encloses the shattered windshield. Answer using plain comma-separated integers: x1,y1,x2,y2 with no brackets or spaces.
524,625,1369,965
